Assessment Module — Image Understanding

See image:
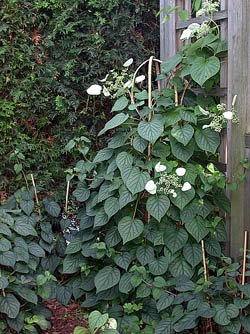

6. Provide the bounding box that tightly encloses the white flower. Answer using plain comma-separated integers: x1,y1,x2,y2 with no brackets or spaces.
172,192,177,198
123,80,132,89
99,73,109,82
123,58,133,67
108,318,117,330
87,84,102,95
176,167,186,176
145,180,157,195
199,106,209,115
202,124,211,129
135,75,145,83
103,86,111,97
223,111,233,120
181,182,192,192
155,162,167,173
188,23,200,32
180,28,192,40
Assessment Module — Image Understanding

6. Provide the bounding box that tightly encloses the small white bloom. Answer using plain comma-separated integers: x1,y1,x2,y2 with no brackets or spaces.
108,318,117,330
180,28,192,40
86,84,102,95
103,86,111,97
155,162,167,173
223,111,233,120
172,192,177,198
123,80,132,89
135,75,145,83
202,124,211,129
181,182,192,192
169,189,174,194
99,73,109,82
123,58,133,67
188,23,200,32
199,106,209,115
145,180,157,195
176,167,186,176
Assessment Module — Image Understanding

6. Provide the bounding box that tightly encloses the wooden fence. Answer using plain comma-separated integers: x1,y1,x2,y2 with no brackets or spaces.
159,0,250,258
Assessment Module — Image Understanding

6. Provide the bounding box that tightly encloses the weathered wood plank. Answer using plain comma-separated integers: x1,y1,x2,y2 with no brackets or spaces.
245,134,250,148
228,1,250,258
176,10,228,29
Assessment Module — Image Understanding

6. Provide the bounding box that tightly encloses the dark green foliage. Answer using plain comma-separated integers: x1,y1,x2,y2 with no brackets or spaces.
0,0,159,192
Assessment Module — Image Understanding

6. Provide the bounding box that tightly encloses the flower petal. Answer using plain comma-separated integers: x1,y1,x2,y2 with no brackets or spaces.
176,168,186,176
87,84,102,95
202,124,211,129
135,75,145,83
181,182,192,192
123,58,133,67
223,111,233,120
155,162,167,173
145,180,157,194
180,28,192,40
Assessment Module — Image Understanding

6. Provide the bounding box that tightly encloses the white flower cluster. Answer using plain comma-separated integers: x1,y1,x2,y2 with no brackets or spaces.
196,0,220,17
201,95,239,132
86,58,145,98
145,163,192,197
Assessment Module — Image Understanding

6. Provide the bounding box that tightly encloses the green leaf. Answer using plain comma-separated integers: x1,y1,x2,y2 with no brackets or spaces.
13,219,38,237
213,304,239,326
20,200,34,216
146,195,170,222
104,197,120,219
105,227,122,247
224,319,241,334
0,238,11,251
11,286,38,304
111,96,129,112
14,164,22,174
56,286,72,306
165,109,182,127
171,124,194,146
98,113,129,136
138,116,164,144
234,297,250,309
133,136,148,153
180,109,197,124
89,311,109,332
205,238,221,257
0,277,8,289
197,302,216,318
238,283,250,298
156,293,174,312
0,251,15,268
240,315,250,333
191,56,220,86
164,226,188,254
44,200,61,217
178,9,188,21
93,148,113,164
119,273,133,294
170,187,195,210
183,243,202,268
149,257,168,275
174,312,197,332
121,166,150,195
185,216,209,243
116,152,133,170
94,266,120,293
114,252,131,271
151,142,170,158
0,224,11,236
74,326,88,334
118,216,144,244
136,283,151,298
136,246,154,266
73,182,90,202
65,239,82,254
63,253,85,274
119,186,136,209
170,137,194,163
155,318,173,334
0,293,20,318
161,53,183,73
195,128,220,154
169,257,194,278
28,242,46,257
94,207,109,228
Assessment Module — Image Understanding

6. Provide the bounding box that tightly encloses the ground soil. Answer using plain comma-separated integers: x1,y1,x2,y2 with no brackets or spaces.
41,300,89,334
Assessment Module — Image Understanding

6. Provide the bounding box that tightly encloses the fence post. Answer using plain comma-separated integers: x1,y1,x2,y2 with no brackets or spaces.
228,0,250,258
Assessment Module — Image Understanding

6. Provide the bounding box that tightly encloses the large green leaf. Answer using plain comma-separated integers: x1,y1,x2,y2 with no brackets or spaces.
185,216,209,243
111,96,129,112
240,315,250,333
161,53,183,73
93,148,113,164
89,310,109,333
170,187,195,210
13,218,38,237
28,242,46,258
170,137,194,163
0,293,20,318
104,197,120,219
11,286,38,304
169,257,194,278
63,253,86,274
213,304,239,326
136,246,154,266
114,252,131,271
156,293,174,312
164,226,188,254
116,152,133,170
191,56,220,86
118,216,144,244
20,200,34,216
0,277,8,289
155,318,174,334
105,227,122,247
0,224,11,237
73,182,90,202
65,239,83,255
94,207,109,228
138,116,164,144
148,256,168,275
121,166,150,195
98,113,129,136
119,273,133,294
0,251,16,268
44,200,61,217
0,238,11,252
119,186,136,209
133,136,148,153
195,128,220,154
171,124,194,146
56,286,72,306
205,238,221,257
180,109,197,124
183,243,202,268
94,266,120,293
146,195,170,222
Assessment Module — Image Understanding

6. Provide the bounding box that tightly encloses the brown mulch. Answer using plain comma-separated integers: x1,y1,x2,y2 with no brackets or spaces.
41,300,89,334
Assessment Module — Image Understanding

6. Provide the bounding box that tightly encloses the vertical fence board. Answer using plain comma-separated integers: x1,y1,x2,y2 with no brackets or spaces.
228,1,250,258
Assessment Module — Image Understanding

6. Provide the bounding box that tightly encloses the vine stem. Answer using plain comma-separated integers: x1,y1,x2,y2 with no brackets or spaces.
241,231,248,299
201,240,207,282
133,195,140,220
180,78,192,105
65,180,70,212
30,174,41,215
